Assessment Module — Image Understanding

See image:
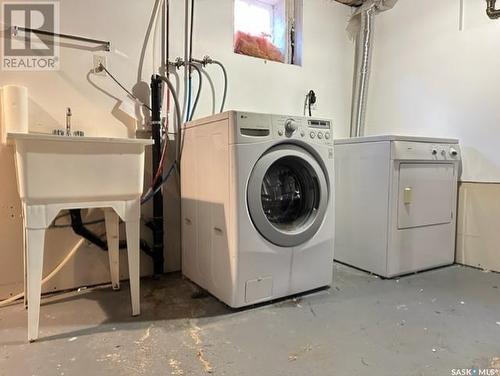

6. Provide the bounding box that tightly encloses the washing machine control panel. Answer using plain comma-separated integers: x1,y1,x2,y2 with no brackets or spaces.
273,116,333,145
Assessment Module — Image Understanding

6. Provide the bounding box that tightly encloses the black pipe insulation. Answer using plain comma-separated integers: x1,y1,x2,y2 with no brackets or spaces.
150,75,165,275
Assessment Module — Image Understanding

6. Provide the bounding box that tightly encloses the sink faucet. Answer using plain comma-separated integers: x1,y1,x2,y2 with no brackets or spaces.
66,107,72,136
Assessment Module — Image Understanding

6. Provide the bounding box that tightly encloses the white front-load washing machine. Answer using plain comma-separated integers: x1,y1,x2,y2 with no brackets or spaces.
181,111,335,307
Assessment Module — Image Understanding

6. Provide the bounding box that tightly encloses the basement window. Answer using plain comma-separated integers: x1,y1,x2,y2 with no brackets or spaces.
234,0,303,65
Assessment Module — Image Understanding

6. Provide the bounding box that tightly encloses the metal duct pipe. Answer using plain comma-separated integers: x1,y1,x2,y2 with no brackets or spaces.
347,0,397,137
487,0,500,19
350,6,375,137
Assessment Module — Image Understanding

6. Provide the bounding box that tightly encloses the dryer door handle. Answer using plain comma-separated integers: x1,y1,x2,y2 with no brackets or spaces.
403,187,413,205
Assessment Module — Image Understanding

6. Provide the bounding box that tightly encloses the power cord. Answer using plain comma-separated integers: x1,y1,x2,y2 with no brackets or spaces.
96,63,152,112
304,90,317,117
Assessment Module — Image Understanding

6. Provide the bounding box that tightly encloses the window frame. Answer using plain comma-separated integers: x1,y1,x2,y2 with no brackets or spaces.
233,0,302,66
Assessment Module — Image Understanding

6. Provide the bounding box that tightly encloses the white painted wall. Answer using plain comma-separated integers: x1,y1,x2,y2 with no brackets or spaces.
366,0,500,182
1,0,353,136
0,0,353,298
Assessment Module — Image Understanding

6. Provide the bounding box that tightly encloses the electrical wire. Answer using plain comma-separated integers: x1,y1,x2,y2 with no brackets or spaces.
143,131,170,200
99,64,152,112
211,60,228,113
0,239,85,307
141,161,177,205
150,162,177,199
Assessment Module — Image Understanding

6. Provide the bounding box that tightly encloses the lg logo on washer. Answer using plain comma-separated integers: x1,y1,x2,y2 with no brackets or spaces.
2,1,60,71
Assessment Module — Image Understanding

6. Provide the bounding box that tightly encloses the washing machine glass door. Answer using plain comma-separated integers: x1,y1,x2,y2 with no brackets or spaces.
247,144,329,247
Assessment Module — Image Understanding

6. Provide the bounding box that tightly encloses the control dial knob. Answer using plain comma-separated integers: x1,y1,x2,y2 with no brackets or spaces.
450,147,458,157
285,119,299,135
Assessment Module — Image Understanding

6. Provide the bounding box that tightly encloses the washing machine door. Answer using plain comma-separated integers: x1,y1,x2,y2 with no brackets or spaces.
247,144,329,247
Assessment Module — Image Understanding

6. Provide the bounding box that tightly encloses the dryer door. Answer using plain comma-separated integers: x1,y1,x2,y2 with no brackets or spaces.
247,144,329,247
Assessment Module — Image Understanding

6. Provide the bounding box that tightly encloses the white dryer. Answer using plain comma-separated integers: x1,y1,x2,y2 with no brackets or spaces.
181,111,335,308
334,135,461,278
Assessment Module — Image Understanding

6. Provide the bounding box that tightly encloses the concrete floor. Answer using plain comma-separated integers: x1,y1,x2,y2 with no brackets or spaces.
1,263,499,376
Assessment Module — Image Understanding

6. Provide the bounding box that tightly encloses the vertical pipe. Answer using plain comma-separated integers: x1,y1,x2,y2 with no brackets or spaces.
151,75,165,275
166,0,170,72
349,7,375,138
161,0,166,74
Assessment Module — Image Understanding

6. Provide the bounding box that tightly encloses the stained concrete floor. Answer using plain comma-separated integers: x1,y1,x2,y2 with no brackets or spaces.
1,263,500,376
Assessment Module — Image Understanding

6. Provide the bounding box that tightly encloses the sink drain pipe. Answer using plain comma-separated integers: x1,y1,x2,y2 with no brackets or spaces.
69,210,108,250
68,209,154,257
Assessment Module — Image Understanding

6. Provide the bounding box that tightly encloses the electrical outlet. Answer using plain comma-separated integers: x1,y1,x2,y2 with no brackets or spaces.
93,54,107,76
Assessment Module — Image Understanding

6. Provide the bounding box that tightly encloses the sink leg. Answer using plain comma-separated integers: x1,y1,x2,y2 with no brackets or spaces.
23,227,28,310
104,209,120,291
125,220,140,316
22,204,28,310
26,228,46,342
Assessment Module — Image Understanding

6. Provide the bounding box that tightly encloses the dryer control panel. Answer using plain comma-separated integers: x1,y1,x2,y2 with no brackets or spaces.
391,141,461,161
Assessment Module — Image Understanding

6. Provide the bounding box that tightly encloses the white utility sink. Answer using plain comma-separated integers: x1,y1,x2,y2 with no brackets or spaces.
7,132,153,342
8,132,153,204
